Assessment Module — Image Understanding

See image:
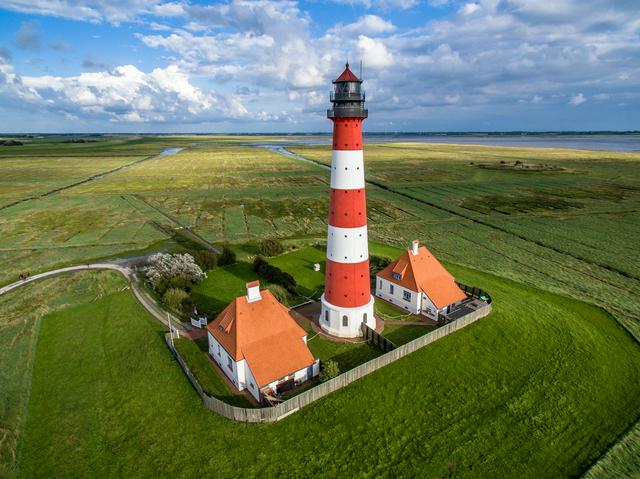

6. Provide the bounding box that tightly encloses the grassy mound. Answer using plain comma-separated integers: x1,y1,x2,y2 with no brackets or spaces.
17,264,640,478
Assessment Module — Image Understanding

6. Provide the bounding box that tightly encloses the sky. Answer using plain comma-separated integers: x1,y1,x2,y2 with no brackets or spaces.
0,0,638,133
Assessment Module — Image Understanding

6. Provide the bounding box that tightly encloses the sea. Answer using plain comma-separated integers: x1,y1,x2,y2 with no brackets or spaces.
251,133,640,153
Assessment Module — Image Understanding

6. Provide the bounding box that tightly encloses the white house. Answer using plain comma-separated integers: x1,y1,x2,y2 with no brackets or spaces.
207,281,320,403
375,240,467,320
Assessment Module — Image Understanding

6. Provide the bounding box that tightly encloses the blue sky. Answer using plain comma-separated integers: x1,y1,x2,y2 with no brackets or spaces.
0,0,638,133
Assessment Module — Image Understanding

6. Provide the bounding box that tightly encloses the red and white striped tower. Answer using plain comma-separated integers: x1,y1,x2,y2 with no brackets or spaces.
320,63,375,338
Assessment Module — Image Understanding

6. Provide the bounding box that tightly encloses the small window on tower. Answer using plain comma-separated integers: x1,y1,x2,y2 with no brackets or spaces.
325,311,329,322
363,313,368,325
342,315,348,327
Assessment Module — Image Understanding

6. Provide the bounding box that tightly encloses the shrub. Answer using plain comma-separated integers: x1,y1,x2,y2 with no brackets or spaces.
163,288,189,311
253,256,297,293
259,239,285,257
369,255,391,275
144,253,206,293
194,250,218,270
218,246,236,266
266,283,289,303
320,360,340,382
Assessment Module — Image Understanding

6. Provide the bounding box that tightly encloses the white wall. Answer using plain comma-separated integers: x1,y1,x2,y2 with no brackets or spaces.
207,332,242,390
243,363,260,402
320,294,375,337
260,359,320,397
420,293,439,319
375,276,421,314
208,332,320,403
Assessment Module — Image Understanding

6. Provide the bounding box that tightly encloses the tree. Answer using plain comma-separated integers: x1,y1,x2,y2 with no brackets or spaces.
259,239,285,256
193,250,218,270
162,288,189,311
320,360,340,382
218,246,236,266
144,253,206,293
266,283,289,303
253,256,297,293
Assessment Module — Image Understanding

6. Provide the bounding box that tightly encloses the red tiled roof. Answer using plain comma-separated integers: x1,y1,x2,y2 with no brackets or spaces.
335,63,361,82
378,244,467,309
207,289,316,387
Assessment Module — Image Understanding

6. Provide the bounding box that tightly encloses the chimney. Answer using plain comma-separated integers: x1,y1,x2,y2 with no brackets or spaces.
411,240,419,256
246,281,261,303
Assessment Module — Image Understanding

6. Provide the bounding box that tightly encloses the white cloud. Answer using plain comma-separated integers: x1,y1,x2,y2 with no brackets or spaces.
2,0,640,130
357,35,394,69
569,93,586,105
460,3,480,15
2,60,248,123
330,15,395,35
330,0,420,9
0,0,186,24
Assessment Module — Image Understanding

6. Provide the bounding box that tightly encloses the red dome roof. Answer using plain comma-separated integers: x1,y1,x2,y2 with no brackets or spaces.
335,63,361,82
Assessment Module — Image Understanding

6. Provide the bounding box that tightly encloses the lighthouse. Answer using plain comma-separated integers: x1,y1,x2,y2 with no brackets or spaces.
320,63,375,338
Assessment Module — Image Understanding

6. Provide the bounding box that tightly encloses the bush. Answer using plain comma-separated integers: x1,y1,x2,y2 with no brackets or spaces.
194,250,218,270
320,360,340,382
218,246,236,266
369,255,391,275
266,283,290,303
253,256,297,293
163,288,189,311
144,253,206,293
259,239,285,257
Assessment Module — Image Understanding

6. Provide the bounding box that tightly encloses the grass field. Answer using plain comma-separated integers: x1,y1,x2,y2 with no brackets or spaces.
3,136,640,476
0,271,129,478
381,324,435,345
13,264,640,478
291,143,640,340
173,338,254,408
375,296,416,320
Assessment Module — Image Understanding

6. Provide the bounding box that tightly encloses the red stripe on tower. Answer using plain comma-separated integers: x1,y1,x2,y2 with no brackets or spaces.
320,63,375,338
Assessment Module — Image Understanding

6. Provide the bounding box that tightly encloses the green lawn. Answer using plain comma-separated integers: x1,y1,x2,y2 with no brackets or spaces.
381,324,436,345
374,296,415,320
307,335,383,372
173,338,253,408
267,246,326,296
16,264,640,478
5,138,640,476
0,271,128,479
190,262,257,314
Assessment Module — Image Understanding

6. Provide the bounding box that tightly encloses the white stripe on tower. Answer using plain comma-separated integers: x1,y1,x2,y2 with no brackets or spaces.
326,225,369,263
330,150,365,189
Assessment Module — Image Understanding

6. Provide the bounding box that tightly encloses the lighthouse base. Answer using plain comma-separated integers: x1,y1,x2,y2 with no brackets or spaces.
319,294,375,338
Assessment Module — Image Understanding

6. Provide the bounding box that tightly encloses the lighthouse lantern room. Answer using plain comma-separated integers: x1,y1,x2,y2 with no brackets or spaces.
320,63,375,338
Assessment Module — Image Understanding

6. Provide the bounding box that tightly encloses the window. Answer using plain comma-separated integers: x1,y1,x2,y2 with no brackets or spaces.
378,280,382,289
217,343,221,356
325,310,329,322
363,313,368,325
227,355,233,372
342,315,348,327
250,383,255,390
403,290,412,302
389,284,394,294
393,272,401,280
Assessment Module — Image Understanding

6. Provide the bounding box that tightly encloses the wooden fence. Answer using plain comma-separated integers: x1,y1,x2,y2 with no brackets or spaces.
166,302,492,423
362,323,396,352
456,282,492,304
